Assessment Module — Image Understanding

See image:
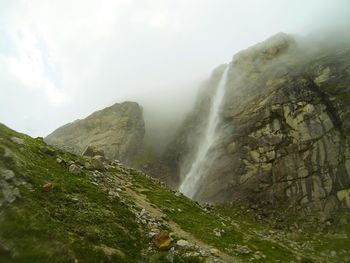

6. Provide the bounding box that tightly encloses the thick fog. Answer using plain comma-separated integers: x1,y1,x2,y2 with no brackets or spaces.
0,0,349,143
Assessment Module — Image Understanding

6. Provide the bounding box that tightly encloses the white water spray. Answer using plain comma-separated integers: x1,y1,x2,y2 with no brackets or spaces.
179,65,229,198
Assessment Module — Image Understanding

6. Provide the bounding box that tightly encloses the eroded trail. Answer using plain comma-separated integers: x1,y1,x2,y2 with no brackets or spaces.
125,187,240,263
93,167,239,262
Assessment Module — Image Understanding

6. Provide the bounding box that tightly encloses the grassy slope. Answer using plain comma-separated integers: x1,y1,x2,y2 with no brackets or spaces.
0,124,145,263
1,124,350,263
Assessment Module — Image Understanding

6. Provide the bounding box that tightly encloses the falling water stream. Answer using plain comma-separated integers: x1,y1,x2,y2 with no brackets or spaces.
179,65,229,198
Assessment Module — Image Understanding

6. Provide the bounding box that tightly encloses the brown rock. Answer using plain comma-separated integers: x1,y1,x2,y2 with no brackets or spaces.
152,230,172,250
42,182,53,192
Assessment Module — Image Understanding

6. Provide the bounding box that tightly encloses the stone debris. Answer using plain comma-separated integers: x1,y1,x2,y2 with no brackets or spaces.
213,228,225,237
233,244,252,255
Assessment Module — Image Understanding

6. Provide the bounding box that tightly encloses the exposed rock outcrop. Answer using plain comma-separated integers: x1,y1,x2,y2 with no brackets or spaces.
164,33,350,213
45,101,145,165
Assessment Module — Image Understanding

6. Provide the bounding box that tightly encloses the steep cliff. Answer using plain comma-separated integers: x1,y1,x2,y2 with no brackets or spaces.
166,33,350,214
45,101,145,165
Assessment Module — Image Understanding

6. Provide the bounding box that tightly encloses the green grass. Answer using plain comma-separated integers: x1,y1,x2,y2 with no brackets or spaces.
130,171,300,262
0,124,145,262
1,123,350,262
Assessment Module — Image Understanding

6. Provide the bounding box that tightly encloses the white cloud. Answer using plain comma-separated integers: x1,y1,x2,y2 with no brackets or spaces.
8,26,68,105
0,0,349,137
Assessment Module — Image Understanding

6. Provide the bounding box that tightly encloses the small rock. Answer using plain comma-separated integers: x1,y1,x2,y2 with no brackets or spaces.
199,249,209,257
140,208,147,217
213,228,222,237
176,239,190,247
11,136,24,145
69,164,82,174
210,248,220,257
233,244,252,255
56,158,66,165
1,170,15,180
2,182,21,204
42,182,54,192
153,230,172,250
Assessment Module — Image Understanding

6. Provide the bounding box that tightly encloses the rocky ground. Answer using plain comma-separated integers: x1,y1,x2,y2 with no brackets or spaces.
1,123,350,262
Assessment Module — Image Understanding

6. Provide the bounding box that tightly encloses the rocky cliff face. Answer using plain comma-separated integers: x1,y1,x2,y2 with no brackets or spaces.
165,33,350,214
45,101,145,165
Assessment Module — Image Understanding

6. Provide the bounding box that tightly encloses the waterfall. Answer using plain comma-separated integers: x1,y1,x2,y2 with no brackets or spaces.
179,65,229,198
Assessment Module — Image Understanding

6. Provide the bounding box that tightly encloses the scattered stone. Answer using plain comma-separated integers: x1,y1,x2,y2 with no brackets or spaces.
253,251,266,260
69,164,82,174
42,182,54,192
233,244,252,255
213,228,222,237
2,182,21,203
210,248,220,257
199,249,209,257
153,230,172,250
56,158,66,165
1,170,15,180
11,136,24,145
140,208,147,217
176,239,190,247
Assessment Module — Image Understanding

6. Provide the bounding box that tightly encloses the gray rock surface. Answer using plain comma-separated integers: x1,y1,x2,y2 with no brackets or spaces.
45,101,145,165
163,33,350,213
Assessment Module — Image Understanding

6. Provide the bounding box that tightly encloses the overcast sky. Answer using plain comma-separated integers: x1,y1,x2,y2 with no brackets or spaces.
0,0,349,137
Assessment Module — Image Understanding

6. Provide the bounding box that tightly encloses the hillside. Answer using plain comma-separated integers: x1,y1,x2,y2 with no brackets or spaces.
1,124,350,262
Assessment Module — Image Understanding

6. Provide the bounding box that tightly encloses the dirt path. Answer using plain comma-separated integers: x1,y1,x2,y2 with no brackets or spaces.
125,187,240,263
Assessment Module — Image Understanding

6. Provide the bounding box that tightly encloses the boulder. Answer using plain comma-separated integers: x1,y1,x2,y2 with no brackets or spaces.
10,137,24,145
1,170,15,181
176,239,190,247
152,230,172,250
82,146,105,158
91,156,106,171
